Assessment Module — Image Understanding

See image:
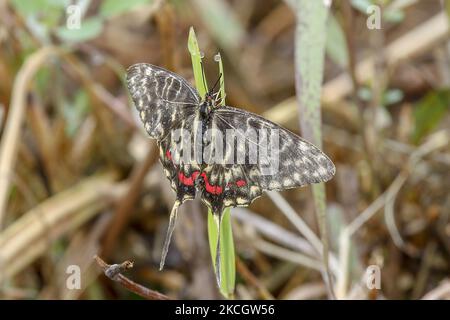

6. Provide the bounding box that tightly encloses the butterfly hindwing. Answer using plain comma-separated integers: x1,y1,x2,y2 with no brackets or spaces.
198,164,262,213
154,114,202,270
158,119,202,203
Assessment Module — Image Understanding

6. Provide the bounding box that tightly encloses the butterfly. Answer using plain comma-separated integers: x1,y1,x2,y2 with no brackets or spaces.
126,63,335,285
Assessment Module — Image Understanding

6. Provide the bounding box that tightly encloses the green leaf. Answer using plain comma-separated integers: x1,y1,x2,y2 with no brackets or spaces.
35,66,51,95
383,88,403,106
12,0,68,42
11,0,69,16
188,27,235,299
100,0,152,18
412,89,450,144
11,0,45,16
358,87,404,106
56,17,103,43
191,0,244,53
187,27,208,97
326,14,348,68
446,0,450,21
383,8,405,23
290,0,334,299
351,0,375,14
63,89,90,136
208,208,235,298
215,52,226,104
358,87,372,102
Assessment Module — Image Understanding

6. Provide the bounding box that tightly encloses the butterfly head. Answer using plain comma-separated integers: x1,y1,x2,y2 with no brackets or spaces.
199,73,223,119
199,93,214,118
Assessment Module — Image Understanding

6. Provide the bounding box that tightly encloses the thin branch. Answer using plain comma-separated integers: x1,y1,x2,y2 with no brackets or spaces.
266,191,339,276
346,130,449,236
0,173,121,283
336,130,449,298
267,191,323,253
0,45,142,227
233,208,316,257
253,239,323,272
236,256,274,300
94,255,171,300
0,46,64,227
422,279,450,300
101,143,159,258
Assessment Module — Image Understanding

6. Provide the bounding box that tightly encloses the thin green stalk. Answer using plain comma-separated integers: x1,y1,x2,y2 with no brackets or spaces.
188,27,236,299
286,0,335,299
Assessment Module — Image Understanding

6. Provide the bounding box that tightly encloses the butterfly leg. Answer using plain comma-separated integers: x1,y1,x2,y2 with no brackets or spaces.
159,200,181,270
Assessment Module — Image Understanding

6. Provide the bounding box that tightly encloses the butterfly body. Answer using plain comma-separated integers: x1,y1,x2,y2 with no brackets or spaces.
126,63,335,277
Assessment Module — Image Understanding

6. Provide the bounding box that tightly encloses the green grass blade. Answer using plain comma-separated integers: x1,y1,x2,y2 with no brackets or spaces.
208,208,235,298
191,0,244,54
287,0,335,299
326,13,349,68
188,27,208,96
187,27,235,298
215,52,226,104
445,0,450,23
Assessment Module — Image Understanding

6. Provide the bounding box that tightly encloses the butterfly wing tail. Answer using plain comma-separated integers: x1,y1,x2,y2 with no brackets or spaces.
159,200,181,270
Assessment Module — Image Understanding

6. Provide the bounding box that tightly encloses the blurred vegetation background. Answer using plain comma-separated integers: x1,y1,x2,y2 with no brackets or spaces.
0,0,449,300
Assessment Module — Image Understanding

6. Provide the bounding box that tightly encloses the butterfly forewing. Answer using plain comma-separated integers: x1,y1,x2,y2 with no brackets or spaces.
127,63,200,140
196,106,335,211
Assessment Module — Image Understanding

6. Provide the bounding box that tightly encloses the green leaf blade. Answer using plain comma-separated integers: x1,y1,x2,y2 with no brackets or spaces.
290,0,335,299
188,27,235,299
187,27,208,97
100,0,153,18
56,17,103,43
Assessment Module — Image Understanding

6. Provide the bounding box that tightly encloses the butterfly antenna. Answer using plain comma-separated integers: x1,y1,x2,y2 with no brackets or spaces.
209,73,222,96
159,200,181,270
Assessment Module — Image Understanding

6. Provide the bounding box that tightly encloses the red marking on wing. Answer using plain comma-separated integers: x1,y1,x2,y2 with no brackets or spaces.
201,172,223,195
236,180,247,187
178,171,200,186
215,185,223,194
165,150,172,161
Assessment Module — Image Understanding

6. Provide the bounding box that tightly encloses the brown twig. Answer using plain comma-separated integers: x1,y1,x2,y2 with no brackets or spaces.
0,45,137,227
236,256,274,300
155,2,176,71
94,255,171,300
0,172,121,283
101,143,159,258
341,1,380,198
0,46,64,227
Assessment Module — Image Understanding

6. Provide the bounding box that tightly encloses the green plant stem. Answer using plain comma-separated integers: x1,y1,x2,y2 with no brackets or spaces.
187,27,236,299
287,0,335,299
